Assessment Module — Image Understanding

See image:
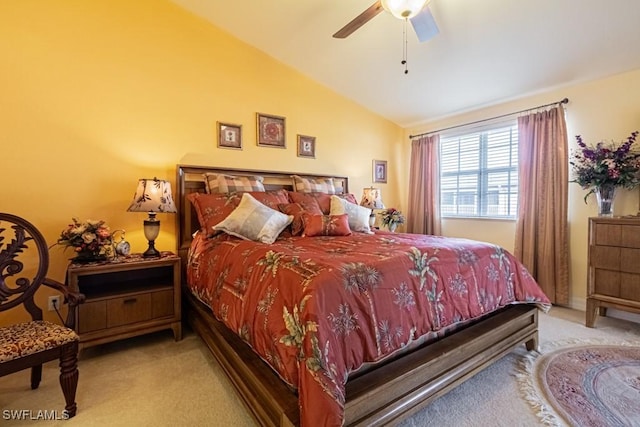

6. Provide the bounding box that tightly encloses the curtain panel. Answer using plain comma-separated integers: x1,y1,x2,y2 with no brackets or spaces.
407,135,441,235
514,106,569,304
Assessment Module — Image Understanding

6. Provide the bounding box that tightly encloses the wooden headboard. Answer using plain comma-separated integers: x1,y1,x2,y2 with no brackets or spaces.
175,164,349,261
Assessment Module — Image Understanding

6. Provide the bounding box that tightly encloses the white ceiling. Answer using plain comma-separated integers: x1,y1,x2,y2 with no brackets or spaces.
170,0,640,127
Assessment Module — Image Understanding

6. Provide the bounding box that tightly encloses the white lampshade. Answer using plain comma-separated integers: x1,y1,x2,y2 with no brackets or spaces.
360,187,385,210
381,0,429,19
127,178,177,214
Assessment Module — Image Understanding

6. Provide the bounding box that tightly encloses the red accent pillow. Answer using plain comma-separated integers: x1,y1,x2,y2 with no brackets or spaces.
187,192,241,234
278,201,323,236
301,214,352,237
247,189,291,209
289,191,358,214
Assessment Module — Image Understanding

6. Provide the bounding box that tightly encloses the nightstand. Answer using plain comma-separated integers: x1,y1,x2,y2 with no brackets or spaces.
66,252,182,349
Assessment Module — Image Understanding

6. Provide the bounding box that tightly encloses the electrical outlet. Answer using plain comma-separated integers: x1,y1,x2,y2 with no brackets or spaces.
48,295,61,311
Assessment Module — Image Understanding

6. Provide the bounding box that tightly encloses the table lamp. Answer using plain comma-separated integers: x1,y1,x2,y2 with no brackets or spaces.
127,177,177,258
360,187,385,227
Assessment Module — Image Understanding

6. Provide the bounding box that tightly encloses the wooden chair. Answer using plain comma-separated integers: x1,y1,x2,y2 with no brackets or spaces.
0,213,84,418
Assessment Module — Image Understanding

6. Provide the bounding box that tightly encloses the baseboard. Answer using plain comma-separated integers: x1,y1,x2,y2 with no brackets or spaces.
568,296,640,324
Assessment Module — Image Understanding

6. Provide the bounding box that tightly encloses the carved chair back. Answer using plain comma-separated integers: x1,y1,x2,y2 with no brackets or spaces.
0,212,49,320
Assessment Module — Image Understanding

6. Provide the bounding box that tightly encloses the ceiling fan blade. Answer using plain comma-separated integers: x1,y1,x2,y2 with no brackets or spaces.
410,7,439,42
333,1,384,39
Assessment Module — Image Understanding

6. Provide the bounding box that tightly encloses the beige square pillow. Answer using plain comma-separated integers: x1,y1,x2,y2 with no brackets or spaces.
213,193,293,244
203,173,265,194
329,195,372,234
291,175,336,194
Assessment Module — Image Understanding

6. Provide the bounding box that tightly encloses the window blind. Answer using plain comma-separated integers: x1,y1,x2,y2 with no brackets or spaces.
440,123,518,218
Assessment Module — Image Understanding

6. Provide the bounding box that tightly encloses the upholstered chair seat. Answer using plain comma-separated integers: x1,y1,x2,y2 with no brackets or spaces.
0,321,79,363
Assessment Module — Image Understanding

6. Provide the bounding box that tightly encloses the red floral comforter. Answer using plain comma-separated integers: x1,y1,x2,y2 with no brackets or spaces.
186,232,550,426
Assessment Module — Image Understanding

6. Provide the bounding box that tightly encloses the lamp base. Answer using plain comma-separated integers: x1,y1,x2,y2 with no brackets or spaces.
143,240,160,258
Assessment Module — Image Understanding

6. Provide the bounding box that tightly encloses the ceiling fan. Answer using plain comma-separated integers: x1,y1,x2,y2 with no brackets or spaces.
333,0,439,43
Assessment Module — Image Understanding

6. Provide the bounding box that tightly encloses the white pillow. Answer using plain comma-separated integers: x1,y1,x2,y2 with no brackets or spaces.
213,193,293,244
329,195,372,234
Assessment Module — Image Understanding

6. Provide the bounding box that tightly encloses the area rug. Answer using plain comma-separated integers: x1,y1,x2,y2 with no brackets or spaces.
517,339,640,426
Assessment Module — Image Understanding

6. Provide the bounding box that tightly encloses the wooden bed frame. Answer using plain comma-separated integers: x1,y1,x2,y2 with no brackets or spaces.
175,164,539,426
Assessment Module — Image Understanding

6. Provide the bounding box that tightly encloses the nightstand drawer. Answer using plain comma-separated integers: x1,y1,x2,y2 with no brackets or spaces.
78,300,107,333
107,293,152,327
152,289,174,318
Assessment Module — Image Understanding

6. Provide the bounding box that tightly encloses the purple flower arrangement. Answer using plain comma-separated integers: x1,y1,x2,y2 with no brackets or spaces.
570,131,640,201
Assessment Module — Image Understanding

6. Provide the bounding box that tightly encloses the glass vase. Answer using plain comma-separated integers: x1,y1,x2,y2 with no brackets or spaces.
595,184,617,217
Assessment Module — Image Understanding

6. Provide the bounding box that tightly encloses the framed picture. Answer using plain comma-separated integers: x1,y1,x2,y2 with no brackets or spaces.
217,122,242,149
256,113,286,148
373,159,388,183
297,134,316,158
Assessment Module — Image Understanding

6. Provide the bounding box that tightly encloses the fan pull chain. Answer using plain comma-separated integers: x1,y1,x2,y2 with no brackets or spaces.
402,19,409,74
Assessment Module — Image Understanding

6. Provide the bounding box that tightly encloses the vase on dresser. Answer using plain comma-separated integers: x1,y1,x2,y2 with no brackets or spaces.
594,184,617,217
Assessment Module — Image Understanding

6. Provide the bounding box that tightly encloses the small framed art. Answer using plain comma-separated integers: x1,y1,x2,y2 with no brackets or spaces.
217,122,242,149
256,113,286,148
373,159,387,183
297,135,316,158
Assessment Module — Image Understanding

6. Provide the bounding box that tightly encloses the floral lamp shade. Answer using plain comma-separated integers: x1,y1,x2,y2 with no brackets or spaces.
127,178,176,258
127,178,177,214
360,187,385,210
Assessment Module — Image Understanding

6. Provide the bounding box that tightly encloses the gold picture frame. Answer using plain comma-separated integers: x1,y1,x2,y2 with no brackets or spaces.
256,113,286,148
297,135,316,158
217,122,242,150
373,159,387,183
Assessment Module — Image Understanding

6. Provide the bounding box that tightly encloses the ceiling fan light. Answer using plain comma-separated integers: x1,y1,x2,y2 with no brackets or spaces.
381,0,429,20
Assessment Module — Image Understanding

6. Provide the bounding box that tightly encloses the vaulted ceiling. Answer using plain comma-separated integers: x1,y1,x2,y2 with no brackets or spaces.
170,0,640,127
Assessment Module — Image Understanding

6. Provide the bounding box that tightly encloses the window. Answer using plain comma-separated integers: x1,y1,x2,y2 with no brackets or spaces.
440,123,518,219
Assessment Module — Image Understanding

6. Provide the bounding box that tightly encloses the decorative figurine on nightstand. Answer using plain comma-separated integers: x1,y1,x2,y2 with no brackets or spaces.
111,229,130,258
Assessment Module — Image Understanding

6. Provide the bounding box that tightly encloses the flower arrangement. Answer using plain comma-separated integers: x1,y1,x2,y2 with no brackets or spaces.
380,208,405,229
570,131,640,201
54,218,113,259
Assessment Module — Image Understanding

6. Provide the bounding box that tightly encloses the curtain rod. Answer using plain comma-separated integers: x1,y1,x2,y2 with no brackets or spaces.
409,97,569,139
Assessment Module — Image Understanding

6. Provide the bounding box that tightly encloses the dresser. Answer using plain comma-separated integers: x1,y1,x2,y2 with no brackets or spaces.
587,217,640,327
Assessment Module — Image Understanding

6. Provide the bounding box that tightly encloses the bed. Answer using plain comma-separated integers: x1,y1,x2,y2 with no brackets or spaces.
175,164,550,427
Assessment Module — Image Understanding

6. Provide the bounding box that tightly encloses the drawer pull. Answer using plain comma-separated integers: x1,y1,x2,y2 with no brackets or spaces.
123,298,137,304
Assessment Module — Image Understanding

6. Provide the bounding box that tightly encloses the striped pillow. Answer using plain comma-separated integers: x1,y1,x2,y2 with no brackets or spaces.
291,175,336,194
204,173,265,194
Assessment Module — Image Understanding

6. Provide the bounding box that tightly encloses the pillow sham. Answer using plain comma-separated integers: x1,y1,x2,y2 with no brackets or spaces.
248,189,290,209
329,195,372,234
203,173,265,194
278,200,323,236
291,175,336,194
187,192,241,234
289,191,357,214
301,214,352,237
213,193,293,244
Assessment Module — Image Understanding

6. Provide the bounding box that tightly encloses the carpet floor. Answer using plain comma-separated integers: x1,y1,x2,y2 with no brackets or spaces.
1,307,638,426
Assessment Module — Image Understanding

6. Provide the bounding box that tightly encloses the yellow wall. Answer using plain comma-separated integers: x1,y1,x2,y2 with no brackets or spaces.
405,68,640,309
0,0,402,323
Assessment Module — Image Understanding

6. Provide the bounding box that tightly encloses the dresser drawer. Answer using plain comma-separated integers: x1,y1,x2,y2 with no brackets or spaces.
588,218,640,327
107,293,152,328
